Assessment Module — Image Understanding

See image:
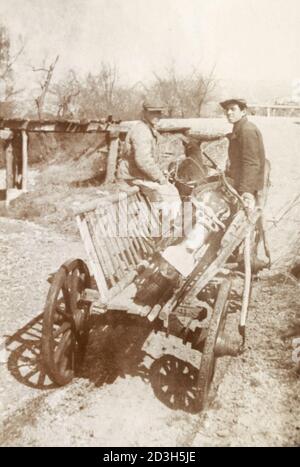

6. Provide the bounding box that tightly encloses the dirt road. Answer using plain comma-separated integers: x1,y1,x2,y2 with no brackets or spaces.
0,217,299,447
0,117,299,446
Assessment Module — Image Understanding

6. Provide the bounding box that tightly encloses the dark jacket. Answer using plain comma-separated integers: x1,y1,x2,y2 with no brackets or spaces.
227,117,265,194
116,120,165,182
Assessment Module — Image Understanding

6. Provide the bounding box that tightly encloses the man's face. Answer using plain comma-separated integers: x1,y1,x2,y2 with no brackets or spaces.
145,111,161,128
224,104,246,124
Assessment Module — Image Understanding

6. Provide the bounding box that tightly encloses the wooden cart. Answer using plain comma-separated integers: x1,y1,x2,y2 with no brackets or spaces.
41,167,269,411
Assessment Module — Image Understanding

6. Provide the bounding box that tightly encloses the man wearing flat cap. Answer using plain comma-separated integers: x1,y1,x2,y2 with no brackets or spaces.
220,98,266,210
117,101,168,184
117,101,181,219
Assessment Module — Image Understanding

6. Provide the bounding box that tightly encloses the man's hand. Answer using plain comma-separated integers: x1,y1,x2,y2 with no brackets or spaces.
241,192,256,211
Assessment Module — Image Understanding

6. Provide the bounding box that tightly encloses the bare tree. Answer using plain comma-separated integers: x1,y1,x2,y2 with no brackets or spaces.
188,65,217,117
153,64,183,116
0,41,25,80
0,25,26,116
32,55,59,119
98,61,118,112
77,62,124,119
152,63,217,117
51,69,80,118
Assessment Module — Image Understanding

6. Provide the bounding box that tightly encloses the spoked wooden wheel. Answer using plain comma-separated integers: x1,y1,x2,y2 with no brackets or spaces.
197,278,231,410
42,259,91,386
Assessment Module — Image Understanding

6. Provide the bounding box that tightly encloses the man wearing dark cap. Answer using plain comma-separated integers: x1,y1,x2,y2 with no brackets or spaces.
220,98,266,210
117,101,181,220
117,102,168,184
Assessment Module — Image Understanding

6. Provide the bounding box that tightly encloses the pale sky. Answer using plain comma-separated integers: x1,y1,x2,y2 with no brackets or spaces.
0,0,300,88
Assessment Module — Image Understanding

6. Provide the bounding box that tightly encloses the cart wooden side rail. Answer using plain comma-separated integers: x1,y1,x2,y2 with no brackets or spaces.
73,184,259,321
74,185,168,316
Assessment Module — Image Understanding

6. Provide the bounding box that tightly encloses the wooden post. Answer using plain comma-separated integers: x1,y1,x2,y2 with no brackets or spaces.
21,130,28,191
5,141,14,189
104,133,119,184
239,227,252,340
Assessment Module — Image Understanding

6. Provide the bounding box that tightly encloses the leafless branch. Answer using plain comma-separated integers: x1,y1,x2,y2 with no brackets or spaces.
5,88,25,99
0,41,26,79
7,42,26,69
33,55,59,119
32,67,49,73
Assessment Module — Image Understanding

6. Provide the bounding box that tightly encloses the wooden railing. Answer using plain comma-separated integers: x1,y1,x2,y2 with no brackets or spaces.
248,104,300,117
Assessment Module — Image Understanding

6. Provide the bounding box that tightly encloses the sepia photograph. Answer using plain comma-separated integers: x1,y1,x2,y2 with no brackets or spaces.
0,0,299,448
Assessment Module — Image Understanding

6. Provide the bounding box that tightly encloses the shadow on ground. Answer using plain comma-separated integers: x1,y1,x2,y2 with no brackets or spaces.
5,313,56,390
5,311,203,413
